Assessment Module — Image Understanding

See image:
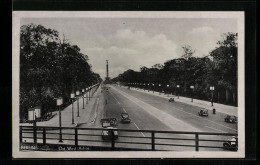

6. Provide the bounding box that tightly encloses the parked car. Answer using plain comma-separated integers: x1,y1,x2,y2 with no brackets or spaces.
224,115,237,123
198,108,209,116
101,118,118,140
168,98,175,102
223,136,238,151
121,113,131,123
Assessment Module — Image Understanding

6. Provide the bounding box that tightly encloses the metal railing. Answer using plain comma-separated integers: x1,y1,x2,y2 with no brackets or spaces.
20,126,238,151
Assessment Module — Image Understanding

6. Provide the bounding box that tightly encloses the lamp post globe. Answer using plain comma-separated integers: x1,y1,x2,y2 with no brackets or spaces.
190,85,194,102
70,93,75,124
210,86,215,106
76,91,80,117
177,85,180,99
56,98,63,142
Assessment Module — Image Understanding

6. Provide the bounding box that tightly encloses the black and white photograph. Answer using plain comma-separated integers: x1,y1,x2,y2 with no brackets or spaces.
12,11,245,158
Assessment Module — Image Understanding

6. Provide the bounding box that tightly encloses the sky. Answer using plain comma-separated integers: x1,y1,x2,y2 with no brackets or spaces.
21,17,237,79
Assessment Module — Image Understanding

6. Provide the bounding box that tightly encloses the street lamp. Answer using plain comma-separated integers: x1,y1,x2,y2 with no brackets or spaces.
70,93,75,124
190,85,194,102
147,83,150,92
177,85,180,99
82,89,85,109
152,84,154,93
28,107,37,143
88,87,90,101
76,90,80,117
56,98,63,142
85,88,88,104
210,86,215,106
167,84,169,97
159,84,161,95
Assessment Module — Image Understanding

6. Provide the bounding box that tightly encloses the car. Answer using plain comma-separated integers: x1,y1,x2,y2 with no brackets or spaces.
101,118,118,140
121,113,131,123
102,127,118,140
169,98,175,102
198,108,209,116
224,115,237,123
223,136,238,151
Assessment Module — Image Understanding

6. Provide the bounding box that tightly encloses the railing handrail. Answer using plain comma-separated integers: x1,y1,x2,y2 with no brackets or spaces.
20,125,237,136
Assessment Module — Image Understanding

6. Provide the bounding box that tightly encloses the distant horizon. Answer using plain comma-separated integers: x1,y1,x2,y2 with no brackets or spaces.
21,16,237,80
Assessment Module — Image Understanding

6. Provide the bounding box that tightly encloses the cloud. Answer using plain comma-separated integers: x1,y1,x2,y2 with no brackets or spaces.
185,26,221,57
85,29,178,79
190,26,216,35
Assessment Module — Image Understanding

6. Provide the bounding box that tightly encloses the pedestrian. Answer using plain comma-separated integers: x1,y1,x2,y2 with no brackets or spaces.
213,108,216,114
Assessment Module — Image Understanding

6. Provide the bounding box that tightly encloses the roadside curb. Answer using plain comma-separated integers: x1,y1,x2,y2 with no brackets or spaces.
121,86,237,116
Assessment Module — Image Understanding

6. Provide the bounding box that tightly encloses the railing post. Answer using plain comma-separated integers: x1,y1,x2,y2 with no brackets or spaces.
75,128,78,148
43,128,46,145
33,121,37,143
111,130,115,150
235,136,238,151
195,133,199,151
20,126,23,143
151,132,155,151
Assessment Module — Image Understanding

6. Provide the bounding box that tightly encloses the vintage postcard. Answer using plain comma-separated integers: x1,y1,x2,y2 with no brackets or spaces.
12,11,245,158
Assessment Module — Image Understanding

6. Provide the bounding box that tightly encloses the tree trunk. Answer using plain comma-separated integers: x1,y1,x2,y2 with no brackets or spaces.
218,91,220,103
226,89,230,103
233,92,236,104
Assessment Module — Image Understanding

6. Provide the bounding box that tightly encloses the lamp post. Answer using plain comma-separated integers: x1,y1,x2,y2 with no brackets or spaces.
177,85,180,99
88,87,90,101
190,85,194,102
152,84,154,93
143,83,145,91
56,98,63,142
167,84,169,97
159,84,161,95
147,83,150,92
76,90,80,117
70,93,75,124
82,89,85,109
85,88,88,104
210,86,215,106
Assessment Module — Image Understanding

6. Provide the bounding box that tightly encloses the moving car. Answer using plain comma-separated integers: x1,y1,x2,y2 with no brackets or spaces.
101,118,118,140
168,98,175,102
198,108,209,116
121,113,131,123
223,136,238,151
224,115,237,123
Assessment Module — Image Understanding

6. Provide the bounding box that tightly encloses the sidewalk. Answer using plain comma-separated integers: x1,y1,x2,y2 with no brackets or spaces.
20,86,101,127
121,86,237,116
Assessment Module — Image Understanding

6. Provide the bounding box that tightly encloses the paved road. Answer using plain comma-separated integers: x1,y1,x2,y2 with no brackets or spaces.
82,84,237,151
21,84,237,151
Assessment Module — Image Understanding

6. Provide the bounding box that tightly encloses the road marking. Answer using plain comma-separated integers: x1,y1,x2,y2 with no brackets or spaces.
119,86,237,132
110,92,121,104
111,86,200,132
133,122,146,137
165,105,238,132
112,86,237,133
122,107,127,113
110,88,146,137
205,126,227,133
92,97,100,123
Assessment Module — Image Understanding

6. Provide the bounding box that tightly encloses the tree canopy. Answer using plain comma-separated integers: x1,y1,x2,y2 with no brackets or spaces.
20,24,102,119
111,32,238,106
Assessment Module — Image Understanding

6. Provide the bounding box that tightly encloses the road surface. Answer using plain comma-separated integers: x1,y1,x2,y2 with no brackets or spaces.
21,84,238,151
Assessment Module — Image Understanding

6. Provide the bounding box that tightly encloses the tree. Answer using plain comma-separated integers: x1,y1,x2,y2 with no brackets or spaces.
209,32,238,104
20,24,101,119
181,45,195,60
